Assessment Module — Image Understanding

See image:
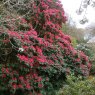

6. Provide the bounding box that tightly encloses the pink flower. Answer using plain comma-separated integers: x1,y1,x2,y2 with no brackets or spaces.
87,63,92,69
5,68,9,74
33,73,38,79
18,54,29,63
8,30,21,39
26,83,31,90
38,83,43,88
37,38,43,44
32,30,37,36
37,56,46,63
36,46,43,55
19,76,24,81
29,58,34,63
18,84,23,89
37,77,42,82
12,83,17,89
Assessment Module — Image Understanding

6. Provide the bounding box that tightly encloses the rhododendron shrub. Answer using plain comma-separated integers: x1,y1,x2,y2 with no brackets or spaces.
0,0,91,95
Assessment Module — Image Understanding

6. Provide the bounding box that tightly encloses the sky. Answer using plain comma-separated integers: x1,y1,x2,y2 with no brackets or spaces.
60,0,95,28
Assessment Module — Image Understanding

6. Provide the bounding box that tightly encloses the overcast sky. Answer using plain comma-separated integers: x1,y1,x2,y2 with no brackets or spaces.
60,0,95,28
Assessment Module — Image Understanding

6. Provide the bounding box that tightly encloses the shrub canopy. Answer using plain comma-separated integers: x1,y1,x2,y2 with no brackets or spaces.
0,0,91,95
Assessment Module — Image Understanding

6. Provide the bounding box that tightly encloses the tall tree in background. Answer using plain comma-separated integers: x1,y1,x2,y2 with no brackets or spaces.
62,23,86,44
77,0,95,24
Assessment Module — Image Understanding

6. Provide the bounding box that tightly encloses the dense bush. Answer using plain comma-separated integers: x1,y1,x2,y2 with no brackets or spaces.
57,75,95,95
76,43,95,75
76,44,94,59
0,0,91,95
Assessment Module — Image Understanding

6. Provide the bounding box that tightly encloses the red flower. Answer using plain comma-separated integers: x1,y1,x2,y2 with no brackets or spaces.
12,83,17,89
19,76,24,81
37,77,42,82
38,83,43,88
37,57,46,63
26,83,31,90
36,46,43,55
18,84,23,89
